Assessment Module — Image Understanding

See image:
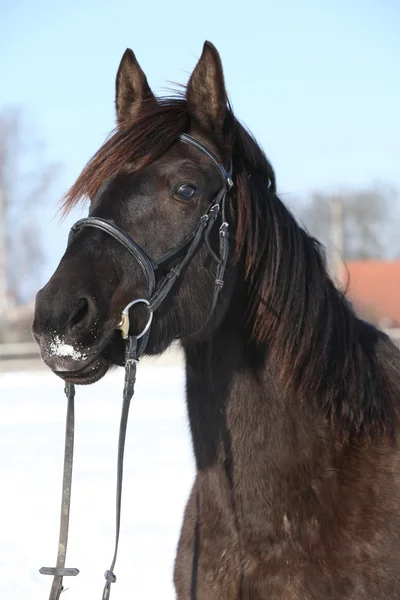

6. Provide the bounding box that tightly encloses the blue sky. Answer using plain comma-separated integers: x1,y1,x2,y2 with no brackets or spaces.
1,0,399,283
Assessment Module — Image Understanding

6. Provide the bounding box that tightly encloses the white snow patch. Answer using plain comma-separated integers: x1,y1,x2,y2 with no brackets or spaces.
49,335,87,361
0,362,193,600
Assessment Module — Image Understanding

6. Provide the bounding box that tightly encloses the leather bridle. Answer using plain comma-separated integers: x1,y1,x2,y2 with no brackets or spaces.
40,133,234,599
68,133,233,349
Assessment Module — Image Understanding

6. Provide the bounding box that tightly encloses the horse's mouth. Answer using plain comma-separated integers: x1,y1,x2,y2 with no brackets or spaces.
50,334,126,385
54,357,111,385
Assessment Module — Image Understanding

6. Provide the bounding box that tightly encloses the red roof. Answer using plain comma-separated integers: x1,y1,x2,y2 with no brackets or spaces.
339,260,400,327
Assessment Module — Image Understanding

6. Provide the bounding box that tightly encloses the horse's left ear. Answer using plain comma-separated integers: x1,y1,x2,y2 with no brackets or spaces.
115,49,156,124
186,42,228,141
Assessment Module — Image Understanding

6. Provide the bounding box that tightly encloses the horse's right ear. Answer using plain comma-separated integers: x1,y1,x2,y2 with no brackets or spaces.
115,49,156,124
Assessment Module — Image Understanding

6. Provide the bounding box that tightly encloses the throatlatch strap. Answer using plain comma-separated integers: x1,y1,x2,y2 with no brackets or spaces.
102,335,139,600
40,382,79,600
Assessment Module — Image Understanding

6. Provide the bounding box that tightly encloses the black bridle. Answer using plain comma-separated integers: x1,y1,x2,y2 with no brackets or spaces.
40,133,234,600
68,132,233,347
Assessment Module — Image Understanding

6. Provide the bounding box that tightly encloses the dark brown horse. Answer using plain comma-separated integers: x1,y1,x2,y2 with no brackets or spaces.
33,42,400,599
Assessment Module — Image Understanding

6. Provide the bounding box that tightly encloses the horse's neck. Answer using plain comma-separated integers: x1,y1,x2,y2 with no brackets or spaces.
183,324,400,561
183,316,332,508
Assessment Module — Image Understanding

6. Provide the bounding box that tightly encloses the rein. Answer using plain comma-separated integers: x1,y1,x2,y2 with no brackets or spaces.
39,133,233,599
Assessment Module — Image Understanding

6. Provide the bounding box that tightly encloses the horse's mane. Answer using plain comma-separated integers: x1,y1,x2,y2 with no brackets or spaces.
64,97,400,440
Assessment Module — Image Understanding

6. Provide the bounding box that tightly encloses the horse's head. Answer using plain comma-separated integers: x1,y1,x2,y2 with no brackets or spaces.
33,42,239,384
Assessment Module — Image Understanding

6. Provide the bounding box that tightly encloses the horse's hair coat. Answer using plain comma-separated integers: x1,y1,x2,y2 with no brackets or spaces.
34,42,400,600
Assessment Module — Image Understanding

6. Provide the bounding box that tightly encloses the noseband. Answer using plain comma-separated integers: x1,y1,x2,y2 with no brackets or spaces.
40,134,234,599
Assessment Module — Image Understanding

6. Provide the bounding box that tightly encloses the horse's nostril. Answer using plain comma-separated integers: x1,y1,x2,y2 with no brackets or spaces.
68,297,92,330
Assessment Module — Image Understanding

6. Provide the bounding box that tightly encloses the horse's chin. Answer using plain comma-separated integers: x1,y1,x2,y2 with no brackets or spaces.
52,356,112,385
41,324,176,384
49,333,126,385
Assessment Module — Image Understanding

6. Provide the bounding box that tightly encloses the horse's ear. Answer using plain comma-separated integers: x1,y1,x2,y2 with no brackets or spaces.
186,42,228,140
115,49,156,124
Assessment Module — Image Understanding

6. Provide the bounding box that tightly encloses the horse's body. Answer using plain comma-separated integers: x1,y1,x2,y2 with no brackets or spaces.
175,331,400,599
33,42,400,599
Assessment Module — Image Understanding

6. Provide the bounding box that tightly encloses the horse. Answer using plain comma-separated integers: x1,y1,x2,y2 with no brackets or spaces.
33,41,400,599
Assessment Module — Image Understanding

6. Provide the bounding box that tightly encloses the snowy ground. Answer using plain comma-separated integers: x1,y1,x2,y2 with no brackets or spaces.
0,357,194,599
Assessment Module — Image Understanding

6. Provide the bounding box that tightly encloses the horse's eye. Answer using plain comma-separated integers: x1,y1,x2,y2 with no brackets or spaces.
175,184,197,200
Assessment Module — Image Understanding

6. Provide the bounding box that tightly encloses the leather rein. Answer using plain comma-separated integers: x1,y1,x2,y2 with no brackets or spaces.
39,133,234,599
